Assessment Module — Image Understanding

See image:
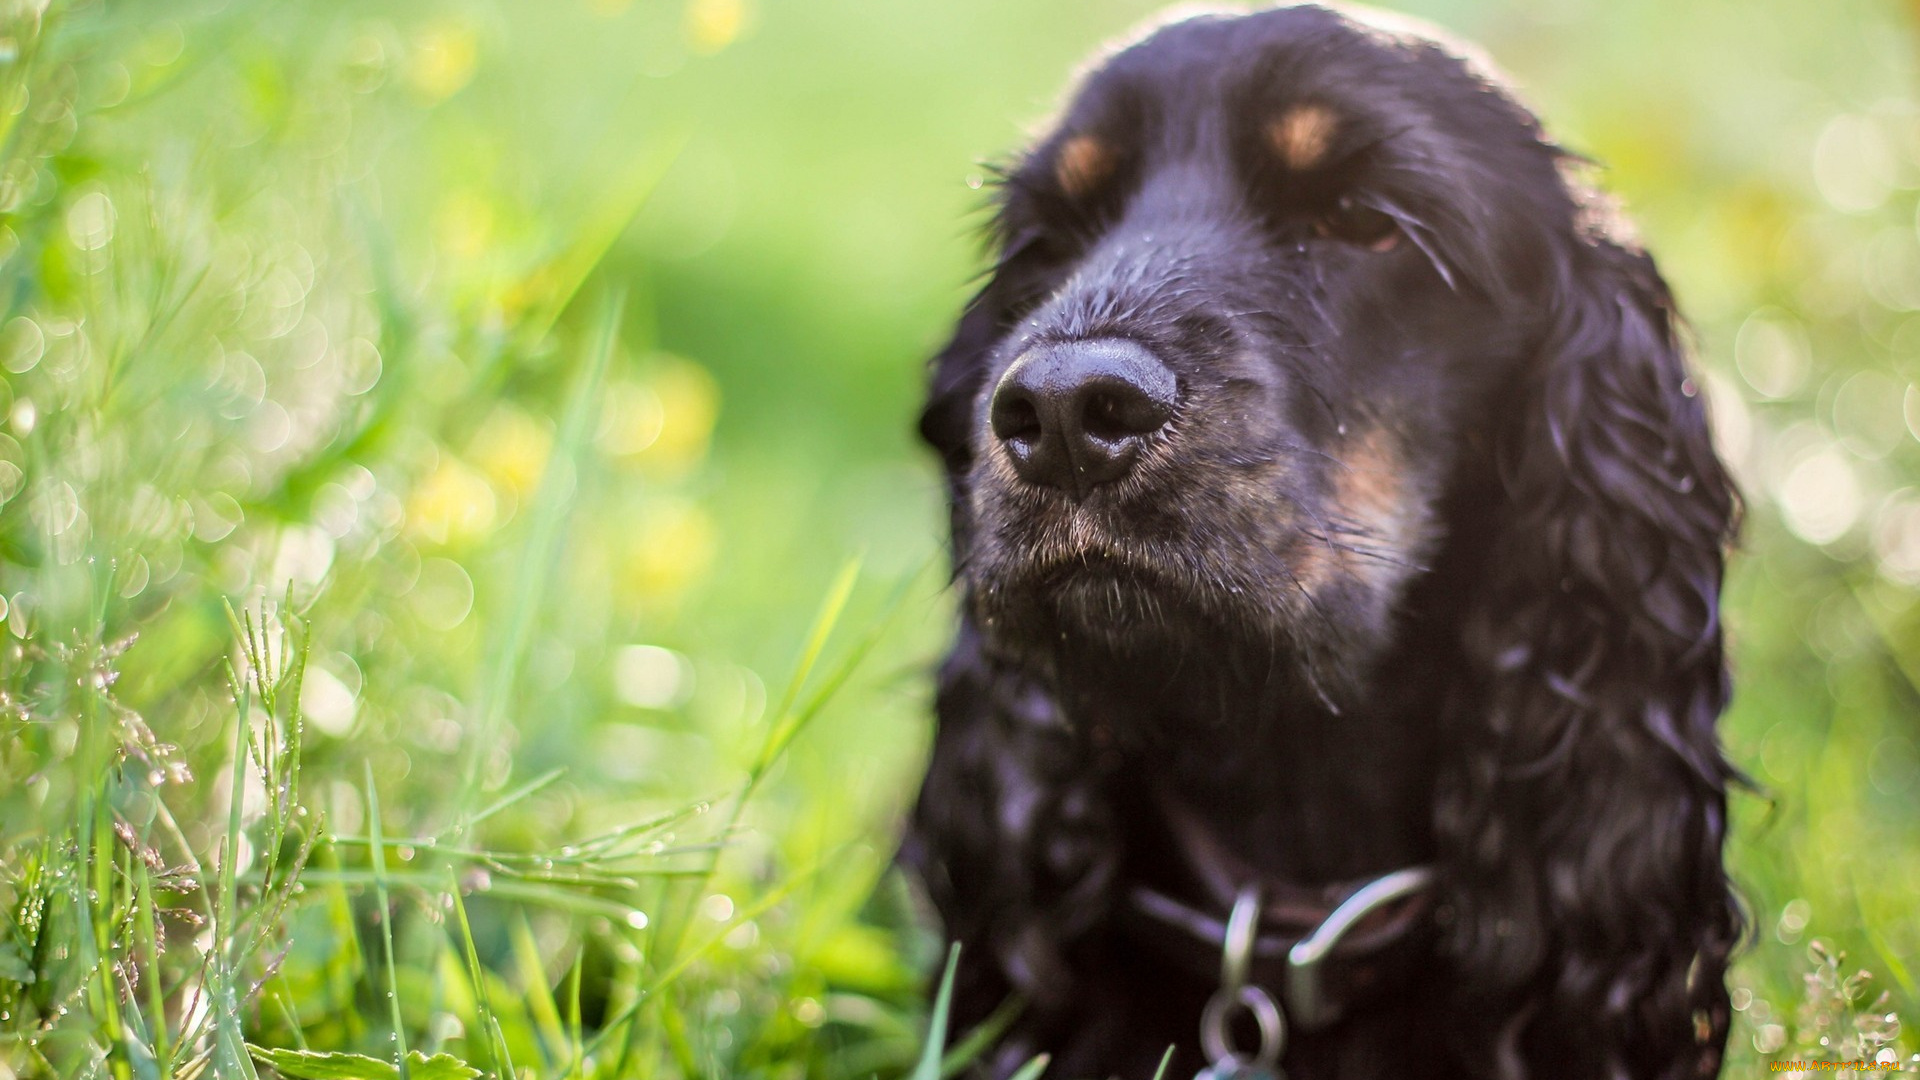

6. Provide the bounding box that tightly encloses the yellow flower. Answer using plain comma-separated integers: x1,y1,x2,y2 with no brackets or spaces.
433,188,495,263
685,0,747,55
642,358,719,470
409,19,478,102
468,404,553,500
597,378,666,458
619,499,717,599
407,455,496,546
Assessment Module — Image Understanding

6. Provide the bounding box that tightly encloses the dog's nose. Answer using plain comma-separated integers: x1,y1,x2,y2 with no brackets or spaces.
989,339,1177,496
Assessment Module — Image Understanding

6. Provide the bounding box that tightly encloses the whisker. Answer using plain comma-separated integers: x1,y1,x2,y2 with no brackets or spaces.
1269,488,1350,565
1302,536,1428,572
1268,441,1352,468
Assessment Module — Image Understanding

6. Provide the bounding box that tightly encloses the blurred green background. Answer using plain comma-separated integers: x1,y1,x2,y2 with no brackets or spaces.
1,0,1917,1075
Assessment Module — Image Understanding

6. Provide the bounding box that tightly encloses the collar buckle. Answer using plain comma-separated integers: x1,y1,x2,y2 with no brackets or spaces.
1283,866,1436,1031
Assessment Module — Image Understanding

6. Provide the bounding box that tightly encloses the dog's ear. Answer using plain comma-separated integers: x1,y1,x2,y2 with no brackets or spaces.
1437,234,1743,1076
917,239,1036,491
919,274,1013,485
920,216,1056,474
902,625,1123,1062
921,240,1038,558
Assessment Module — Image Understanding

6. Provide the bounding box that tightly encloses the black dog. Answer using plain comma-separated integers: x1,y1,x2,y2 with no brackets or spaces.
903,6,1740,1080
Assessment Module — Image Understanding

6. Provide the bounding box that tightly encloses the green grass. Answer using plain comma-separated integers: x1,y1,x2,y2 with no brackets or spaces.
1,0,1918,1076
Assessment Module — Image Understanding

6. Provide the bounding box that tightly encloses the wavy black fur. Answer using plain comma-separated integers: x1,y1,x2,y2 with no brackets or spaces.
902,7,1741,1079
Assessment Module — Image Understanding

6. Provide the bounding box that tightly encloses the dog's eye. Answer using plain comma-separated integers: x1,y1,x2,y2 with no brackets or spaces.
1315,196,1400,252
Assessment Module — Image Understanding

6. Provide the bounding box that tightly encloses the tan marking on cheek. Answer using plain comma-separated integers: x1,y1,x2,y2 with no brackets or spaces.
1268,104,1339,172
1294,425,1424,600
1333,427,1407,532
1055,134,1114,199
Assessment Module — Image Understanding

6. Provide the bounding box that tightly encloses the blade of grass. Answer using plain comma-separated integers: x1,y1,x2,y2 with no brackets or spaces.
911,943,963,1080
648,854,828,992
635,562,919,1057
365,762,410,1080
940,994,1025,1078
106,848,151,1078
133,861,169,1068
1007,1055,1052,1080
726,555,868,834
446,875,510,1080
517,132,687,346
570,797,720,857
509,914,569,1069
454,292,622,825
311,841,367,1042
755,557,926,786
645,556,863,976
460,767,567,834
565,950,584,1080
269,602,308,886
212,669,260,1080
659,997,699,1080
768,556,864,730
88,815,128,1058
273,976,309,1051
577,855,831,1062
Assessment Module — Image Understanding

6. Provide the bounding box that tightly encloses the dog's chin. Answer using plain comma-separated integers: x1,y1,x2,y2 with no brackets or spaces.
969,552,1229,661
969,538,1404,713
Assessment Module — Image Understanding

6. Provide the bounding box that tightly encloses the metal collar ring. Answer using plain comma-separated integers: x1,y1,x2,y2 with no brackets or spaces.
1200,983,1285,1072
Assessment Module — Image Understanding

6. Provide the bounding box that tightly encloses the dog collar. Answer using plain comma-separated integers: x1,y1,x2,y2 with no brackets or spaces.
1120,782,1439,1074
1126,865,1437,1025
1126,867,1437,1079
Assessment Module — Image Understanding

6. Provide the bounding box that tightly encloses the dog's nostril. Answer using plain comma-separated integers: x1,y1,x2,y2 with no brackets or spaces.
990,387,1043,444
1083,390,1126,438
1080,382,1173,442
988,338,1178,495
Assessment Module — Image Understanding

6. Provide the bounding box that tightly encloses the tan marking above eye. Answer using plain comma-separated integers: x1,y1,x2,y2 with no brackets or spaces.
1268,104,1339,172
1054,134,1114,199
